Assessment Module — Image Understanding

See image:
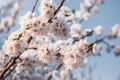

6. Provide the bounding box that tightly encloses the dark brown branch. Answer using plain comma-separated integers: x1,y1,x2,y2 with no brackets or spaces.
2,65,17,80
0,58,14,79
47,75,52,80
0,56,19,79
0,57,17,80
54,0,65,16
32,0,39,13
48,0,65,22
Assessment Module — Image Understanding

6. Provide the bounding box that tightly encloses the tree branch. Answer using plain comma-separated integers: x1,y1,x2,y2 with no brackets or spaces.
47,63,63,80
1,65,17,80
48,0,65,22
32,0,39,13
79,1,96,23
0,55,20,79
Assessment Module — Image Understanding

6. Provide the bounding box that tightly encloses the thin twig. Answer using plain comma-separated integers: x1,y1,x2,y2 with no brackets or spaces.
72,30,93,43
32,0,39,13
47,63,63,80
48,0,65,22
79,1,96,23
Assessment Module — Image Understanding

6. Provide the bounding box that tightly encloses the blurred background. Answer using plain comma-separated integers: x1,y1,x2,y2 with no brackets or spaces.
0,0,120,80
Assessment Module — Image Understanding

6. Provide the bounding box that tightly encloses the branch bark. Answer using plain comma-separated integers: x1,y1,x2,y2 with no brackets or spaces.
0,55,20,79
48,0,65,22
32,0,39,13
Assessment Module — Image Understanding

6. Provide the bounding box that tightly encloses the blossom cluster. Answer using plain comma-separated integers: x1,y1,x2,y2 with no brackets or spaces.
0,0,120,80
1,0,97,71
